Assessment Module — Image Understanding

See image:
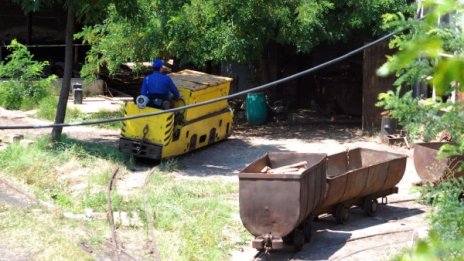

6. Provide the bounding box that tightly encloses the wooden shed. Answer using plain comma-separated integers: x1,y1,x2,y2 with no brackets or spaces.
362,41,396,133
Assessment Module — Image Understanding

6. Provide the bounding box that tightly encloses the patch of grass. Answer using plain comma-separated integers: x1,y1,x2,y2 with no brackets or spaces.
52,135,132,165
80,191,129,213
65,107,125,130
0,135,132,206
36,97,125,130
0,135,248,260
0,205,103,261
145,173,247,261
53,192,74,209
428,178,464,244
391,232,464,261
0,137,67,191
87,170,111,186
159,158,181,172
36,95,58,120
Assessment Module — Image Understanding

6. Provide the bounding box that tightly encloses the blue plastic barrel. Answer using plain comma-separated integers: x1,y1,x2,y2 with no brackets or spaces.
246,93,268,126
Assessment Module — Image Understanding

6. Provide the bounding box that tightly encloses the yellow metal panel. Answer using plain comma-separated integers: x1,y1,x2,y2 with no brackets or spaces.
171,70,232,122
162,109,233,158
121,103,233,159
121,103,174,145
175,82,231,121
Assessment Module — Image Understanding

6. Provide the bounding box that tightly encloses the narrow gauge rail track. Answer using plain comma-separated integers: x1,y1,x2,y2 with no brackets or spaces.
252,227,417,260
251,198,422,261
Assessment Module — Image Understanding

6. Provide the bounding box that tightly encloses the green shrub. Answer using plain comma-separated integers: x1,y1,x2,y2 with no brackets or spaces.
377,0,464,162
0,39,56,110
428,178,464,243
392,232,464,261
376,87,456,142
395,178,464,261
36,95,58,120
0,80,23,109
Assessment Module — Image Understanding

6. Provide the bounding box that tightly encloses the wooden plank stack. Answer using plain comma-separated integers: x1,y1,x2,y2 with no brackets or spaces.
260,161,308,174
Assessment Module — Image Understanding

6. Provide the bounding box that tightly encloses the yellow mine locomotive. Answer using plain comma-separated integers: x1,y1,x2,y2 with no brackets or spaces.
119,70,234,160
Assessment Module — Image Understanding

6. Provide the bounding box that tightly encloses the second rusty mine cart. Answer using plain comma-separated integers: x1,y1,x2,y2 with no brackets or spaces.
312,148,407,224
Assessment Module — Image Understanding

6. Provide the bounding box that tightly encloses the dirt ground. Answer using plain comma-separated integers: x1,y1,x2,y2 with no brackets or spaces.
0,107,430,261
178,124,429,261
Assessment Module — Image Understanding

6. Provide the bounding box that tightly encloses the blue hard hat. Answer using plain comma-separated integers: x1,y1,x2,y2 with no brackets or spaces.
153,59,164,68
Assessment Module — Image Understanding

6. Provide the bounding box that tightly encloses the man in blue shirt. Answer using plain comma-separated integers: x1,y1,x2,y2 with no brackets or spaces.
141,59,181,109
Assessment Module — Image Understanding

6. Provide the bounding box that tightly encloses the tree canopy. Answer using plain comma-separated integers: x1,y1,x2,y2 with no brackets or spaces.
12,0,138,23
77,0,411,79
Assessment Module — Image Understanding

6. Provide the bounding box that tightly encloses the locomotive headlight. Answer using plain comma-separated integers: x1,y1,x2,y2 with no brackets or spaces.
136,95,149,109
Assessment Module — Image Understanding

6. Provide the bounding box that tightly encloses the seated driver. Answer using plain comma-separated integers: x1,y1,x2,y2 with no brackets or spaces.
140,59,181,109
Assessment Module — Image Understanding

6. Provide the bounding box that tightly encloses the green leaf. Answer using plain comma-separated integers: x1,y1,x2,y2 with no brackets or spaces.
433,58,464,96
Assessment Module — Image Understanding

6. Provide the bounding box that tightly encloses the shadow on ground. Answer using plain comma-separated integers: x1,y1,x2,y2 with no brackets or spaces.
177,138,292,176
234,122,363,143
251,203,425,261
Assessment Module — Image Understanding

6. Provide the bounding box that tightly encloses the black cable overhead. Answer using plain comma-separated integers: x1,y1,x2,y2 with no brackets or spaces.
0,31,396,130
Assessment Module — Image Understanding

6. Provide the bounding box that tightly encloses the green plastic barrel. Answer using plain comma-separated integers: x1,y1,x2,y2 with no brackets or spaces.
246,93,268,126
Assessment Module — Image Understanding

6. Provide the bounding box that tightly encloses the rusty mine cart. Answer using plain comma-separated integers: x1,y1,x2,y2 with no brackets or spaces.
238,148,407,251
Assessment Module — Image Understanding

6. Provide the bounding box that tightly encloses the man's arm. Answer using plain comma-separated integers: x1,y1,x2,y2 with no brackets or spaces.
167,77,181,99
141,77,148,96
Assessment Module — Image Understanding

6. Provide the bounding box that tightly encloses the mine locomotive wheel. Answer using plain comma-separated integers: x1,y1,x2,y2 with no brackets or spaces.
363,196,379,217
335,204,351,224
293,229,305,251
303,219,312,243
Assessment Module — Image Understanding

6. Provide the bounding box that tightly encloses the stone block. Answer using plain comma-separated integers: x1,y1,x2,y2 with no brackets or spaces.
2,134,24,143
20,139,35,148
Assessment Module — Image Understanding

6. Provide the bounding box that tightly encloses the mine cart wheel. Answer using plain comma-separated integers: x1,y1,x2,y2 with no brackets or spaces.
335,204,351,224
293,229,305,251
363,197,379,217
303,219,312,243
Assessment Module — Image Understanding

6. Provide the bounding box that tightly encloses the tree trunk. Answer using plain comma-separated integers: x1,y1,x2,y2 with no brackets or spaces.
51,5,75,141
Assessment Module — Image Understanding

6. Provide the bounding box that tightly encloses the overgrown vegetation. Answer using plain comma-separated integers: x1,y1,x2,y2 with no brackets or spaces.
65,107,125,129
393,178,464,260
0,135,130,197
376,0,464,259
0,40,122,130
36,95,124,129
376,88,463,142
377,0,464,155
0,40,56,110
0,135,247,260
